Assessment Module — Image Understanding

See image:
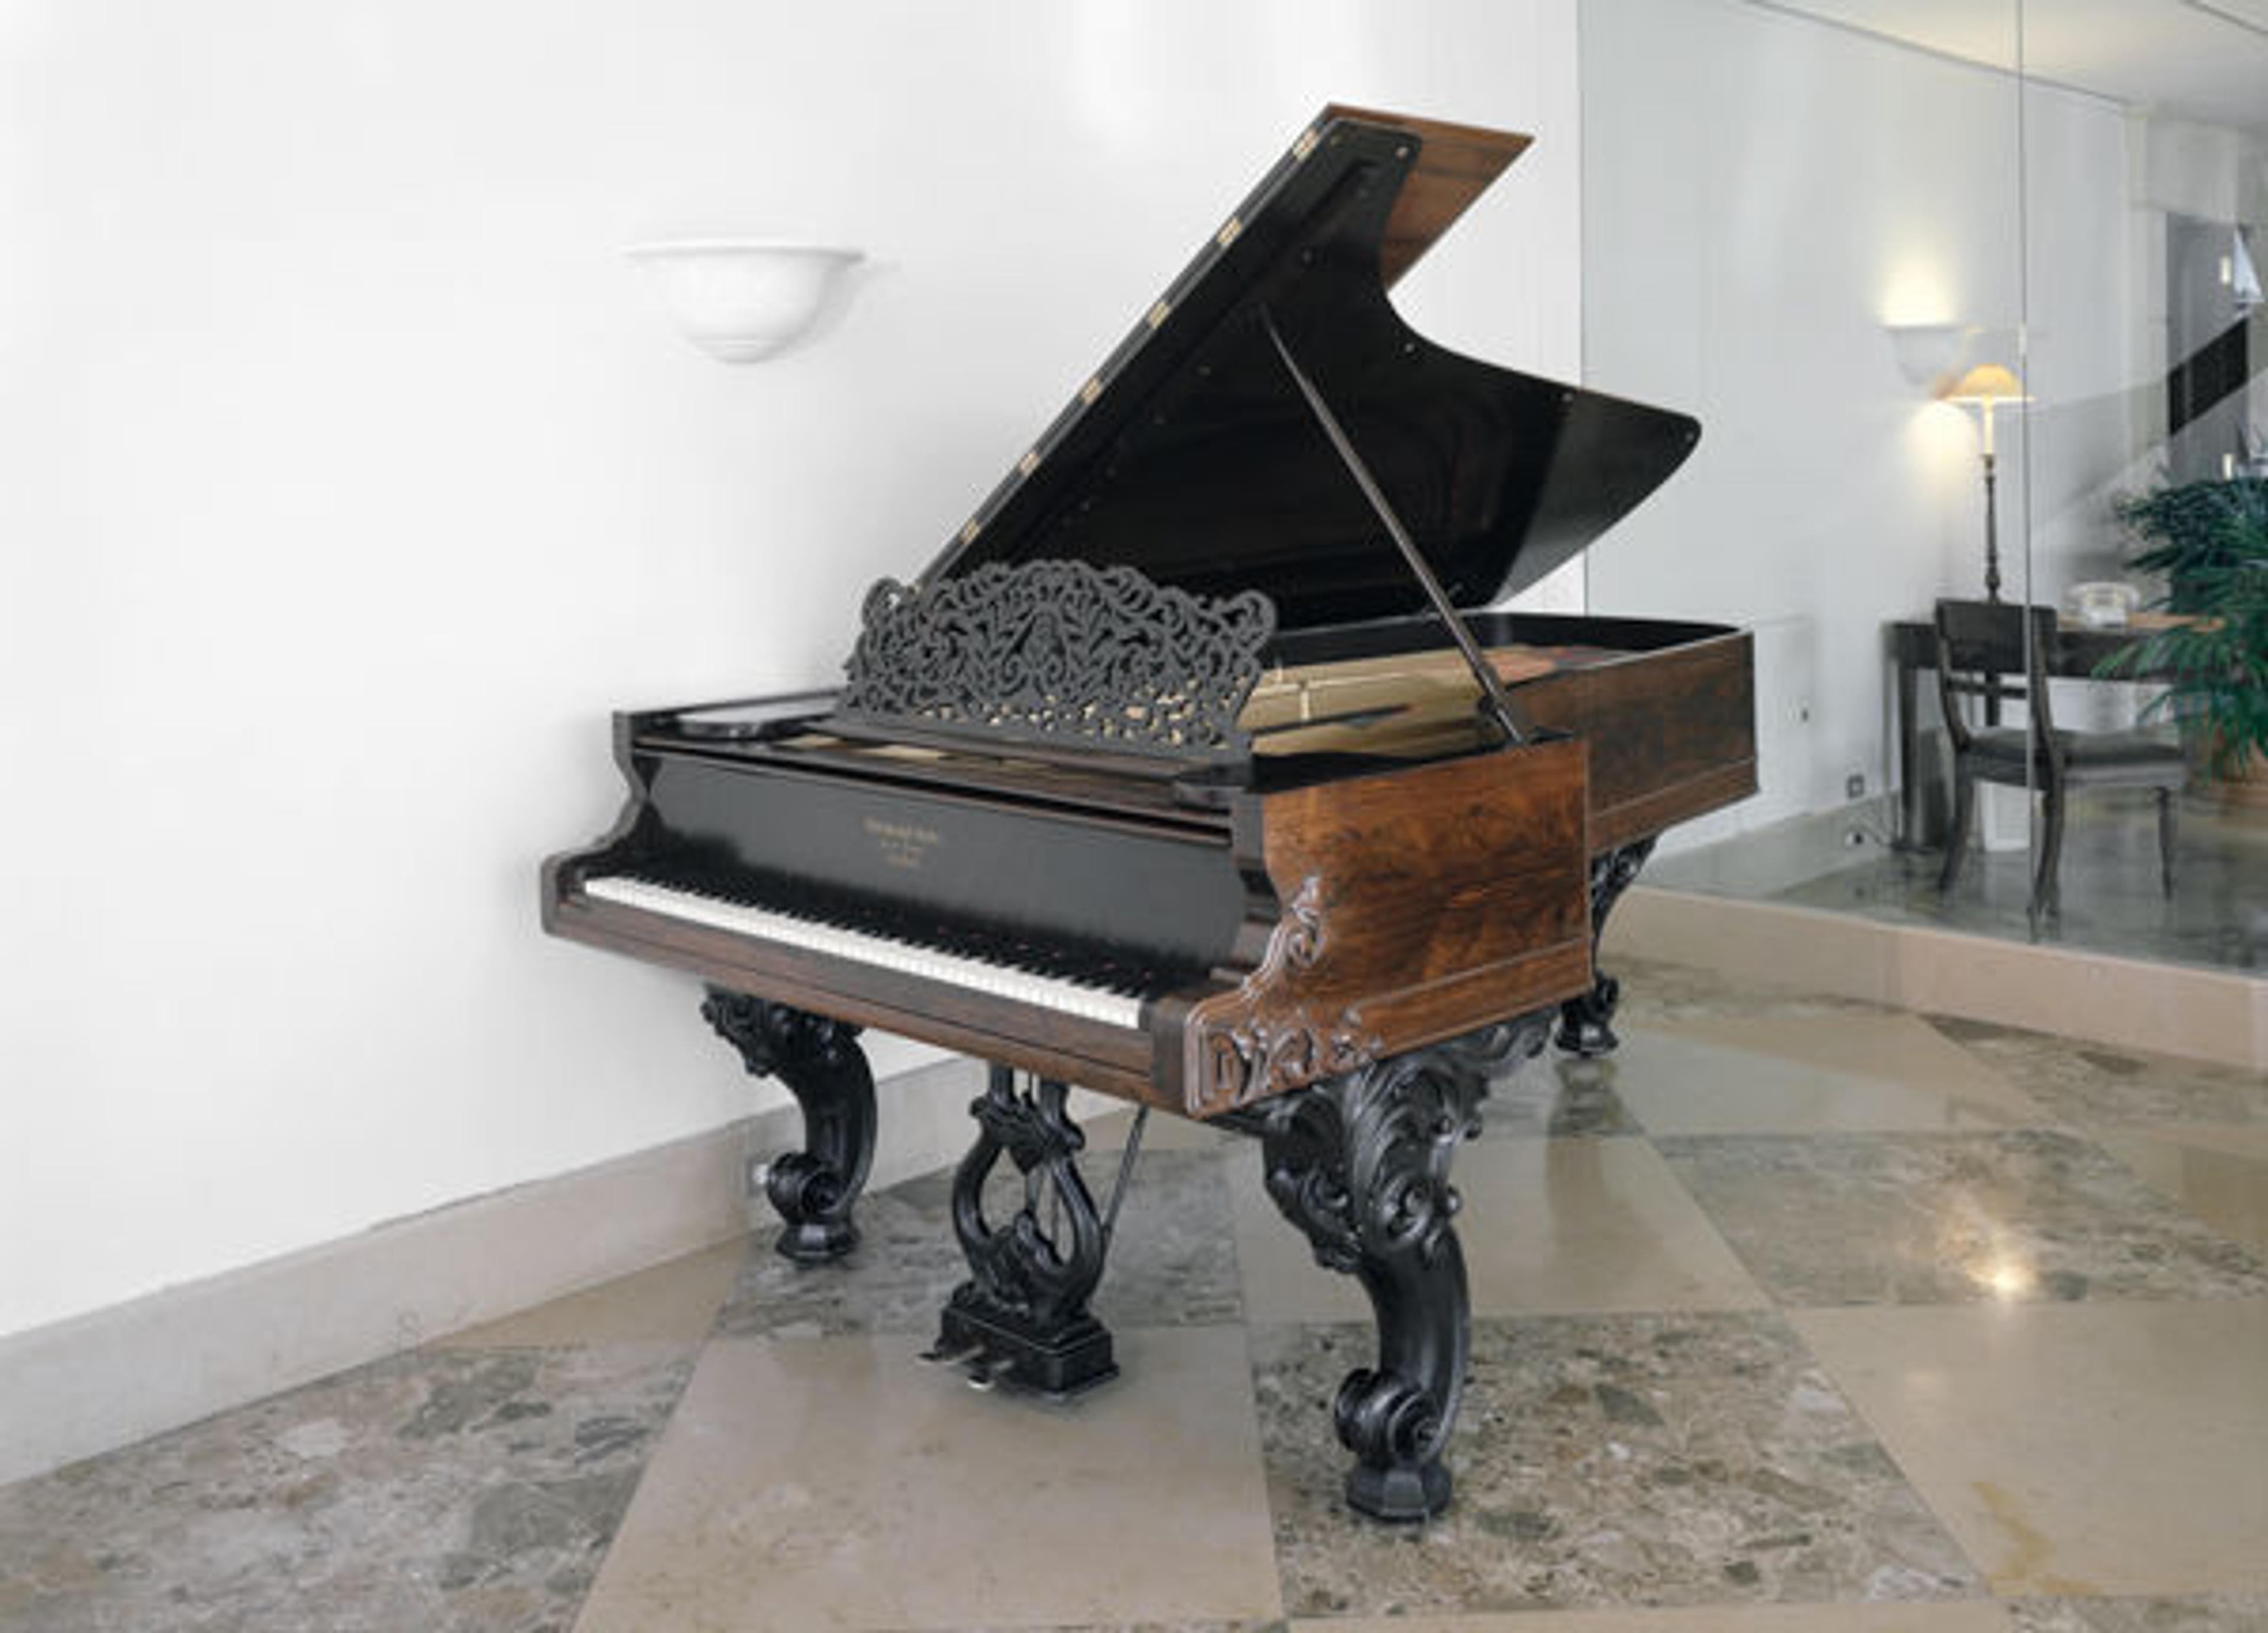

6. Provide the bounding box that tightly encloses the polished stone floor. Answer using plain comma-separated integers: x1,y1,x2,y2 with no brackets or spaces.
1648,791,2267,974
4,958,2267,1631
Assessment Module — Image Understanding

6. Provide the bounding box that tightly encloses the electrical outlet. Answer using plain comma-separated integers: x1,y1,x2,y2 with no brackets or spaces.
1845,772,1866,800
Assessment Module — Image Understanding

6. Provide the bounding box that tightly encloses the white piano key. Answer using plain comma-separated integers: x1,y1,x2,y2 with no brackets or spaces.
579,875,1148,1029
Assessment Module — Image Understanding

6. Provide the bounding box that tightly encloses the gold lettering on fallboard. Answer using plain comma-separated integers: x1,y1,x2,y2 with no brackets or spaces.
862,816,943,871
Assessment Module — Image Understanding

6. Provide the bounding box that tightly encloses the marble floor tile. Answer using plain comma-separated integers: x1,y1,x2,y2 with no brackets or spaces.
711,1182,972,1339
0,1344,692,1632
1475,1047,1646,1139
572,1327,1282,1632
1923,1019,2268,1129
1253,1313,1979,1619
713,1148,1241,1339
440,1239,745,1349
1794,1302,2268,1596
1656,1130,2268,1305
1582,1022,2049,1137
1089,1147,1244,1328
1292,1603,2011,1631
1083,1103,1237,1153
1231,1137,1767,1323
14,965,2268,1633
2005,1593,2268,1631
1611,956,1899,1029
2091,1125,2268,1256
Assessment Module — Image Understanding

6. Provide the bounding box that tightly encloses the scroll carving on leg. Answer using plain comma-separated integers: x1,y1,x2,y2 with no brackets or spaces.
700,987,876,1264
929,1066,1118,1396
1230,1018,1544,1521
1556,837,1657,1057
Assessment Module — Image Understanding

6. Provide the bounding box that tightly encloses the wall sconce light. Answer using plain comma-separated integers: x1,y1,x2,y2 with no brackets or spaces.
1884,322,1973,390
626,239,866,364
1943,362,2031,603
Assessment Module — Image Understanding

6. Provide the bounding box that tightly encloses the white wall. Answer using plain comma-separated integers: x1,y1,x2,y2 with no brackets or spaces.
1578,0,2135,826
0,0,1583,1342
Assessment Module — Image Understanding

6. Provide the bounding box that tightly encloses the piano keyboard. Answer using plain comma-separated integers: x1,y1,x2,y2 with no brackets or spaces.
579,872,1152,1029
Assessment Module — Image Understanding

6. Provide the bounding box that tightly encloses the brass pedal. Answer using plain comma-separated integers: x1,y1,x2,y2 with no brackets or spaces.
965,1352,1019,1392
918,1339,985,1368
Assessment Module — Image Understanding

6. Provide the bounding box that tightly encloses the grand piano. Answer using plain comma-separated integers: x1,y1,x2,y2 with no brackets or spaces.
543,105,1754,1521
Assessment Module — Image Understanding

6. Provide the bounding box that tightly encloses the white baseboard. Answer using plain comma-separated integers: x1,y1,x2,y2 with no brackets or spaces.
0,1058,984,1488
1611,885,2268,1071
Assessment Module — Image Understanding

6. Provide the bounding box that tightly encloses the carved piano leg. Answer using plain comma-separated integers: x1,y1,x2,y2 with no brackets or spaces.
929,1065,1118,1396
1555,837,1658,1057
700,988,876,1264
1230,1019,1542,1521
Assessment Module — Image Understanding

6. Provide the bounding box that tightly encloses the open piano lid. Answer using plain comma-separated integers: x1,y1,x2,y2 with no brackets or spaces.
918,105,1700,635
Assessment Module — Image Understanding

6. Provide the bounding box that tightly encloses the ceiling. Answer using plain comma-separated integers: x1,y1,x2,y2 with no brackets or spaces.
1761,0,2268,135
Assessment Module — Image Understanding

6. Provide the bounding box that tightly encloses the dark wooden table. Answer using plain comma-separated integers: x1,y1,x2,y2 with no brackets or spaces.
1886,614,2179,846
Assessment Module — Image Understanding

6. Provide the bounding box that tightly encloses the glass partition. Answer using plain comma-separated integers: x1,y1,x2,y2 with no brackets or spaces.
1580,0,2266,975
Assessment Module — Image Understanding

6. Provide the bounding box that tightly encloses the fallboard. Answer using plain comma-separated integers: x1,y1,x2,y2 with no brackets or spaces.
622,749,1250,979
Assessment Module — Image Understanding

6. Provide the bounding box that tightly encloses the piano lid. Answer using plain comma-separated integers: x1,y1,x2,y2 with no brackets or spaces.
918,105,1701,635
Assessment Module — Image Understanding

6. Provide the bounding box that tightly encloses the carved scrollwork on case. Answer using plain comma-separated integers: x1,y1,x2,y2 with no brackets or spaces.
1203,1009,1376,1114
1555,837,1658,1057
1188,876,1380,1115
1591,837,1658,917
700,990,863,1077
1221,1017,1547,1520
1246,1045,1484,1277
835,560,1276,762
700,989,875,1263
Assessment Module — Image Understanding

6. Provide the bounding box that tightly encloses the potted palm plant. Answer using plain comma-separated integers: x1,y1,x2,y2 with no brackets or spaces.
2106,477,2268,803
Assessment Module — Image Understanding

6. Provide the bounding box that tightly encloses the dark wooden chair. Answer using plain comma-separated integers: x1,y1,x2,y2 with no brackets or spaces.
1934,598,2185,924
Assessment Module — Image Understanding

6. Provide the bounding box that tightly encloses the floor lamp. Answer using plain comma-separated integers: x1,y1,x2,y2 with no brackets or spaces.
1944,363,2028,603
